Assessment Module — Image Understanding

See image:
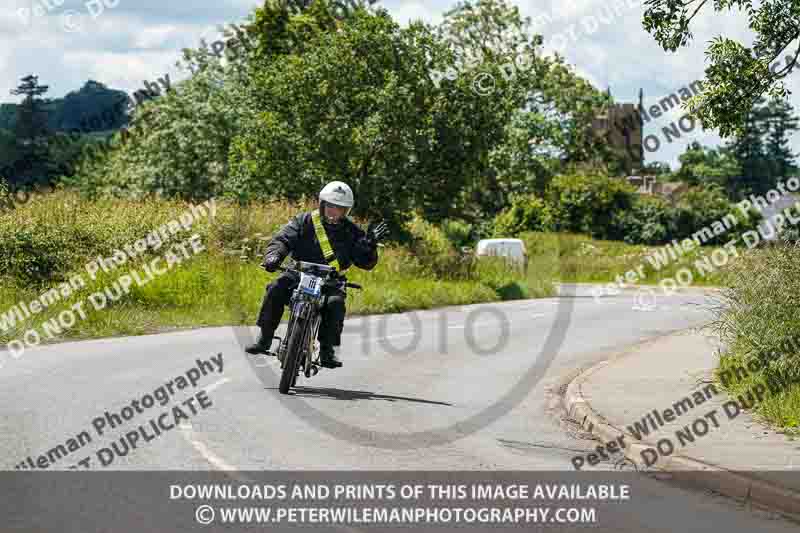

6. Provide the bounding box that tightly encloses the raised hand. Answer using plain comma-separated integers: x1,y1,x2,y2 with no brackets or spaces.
366,220,389,246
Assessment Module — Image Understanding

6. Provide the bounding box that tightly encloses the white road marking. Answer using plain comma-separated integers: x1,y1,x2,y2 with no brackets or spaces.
204,377,231,394
177,378,262,478
180,422,248,479
176,382,364,533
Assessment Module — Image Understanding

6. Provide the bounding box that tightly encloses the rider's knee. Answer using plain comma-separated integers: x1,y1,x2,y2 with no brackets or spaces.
268,275,294,297
326,294,346,311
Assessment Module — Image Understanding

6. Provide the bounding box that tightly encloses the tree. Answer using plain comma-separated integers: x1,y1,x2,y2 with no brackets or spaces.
673,98,799,199
55,80,130,132
641,161,672,179
435,0,543,220
642,0,800,137
764,98,799,182
229,2,541,224
11,75,49,140
727,99,772,197
673,141,741,196
9,75,52,187
438,0,613,217
69,24,257,200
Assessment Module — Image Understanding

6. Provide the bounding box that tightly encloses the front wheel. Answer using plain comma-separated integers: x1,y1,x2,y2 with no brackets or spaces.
279,316,306,394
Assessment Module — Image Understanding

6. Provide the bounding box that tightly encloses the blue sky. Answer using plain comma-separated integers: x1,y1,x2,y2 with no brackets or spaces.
2,0,796,168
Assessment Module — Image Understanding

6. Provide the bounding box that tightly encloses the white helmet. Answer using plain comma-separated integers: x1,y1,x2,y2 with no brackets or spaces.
319,181,354,208
319,181,354,224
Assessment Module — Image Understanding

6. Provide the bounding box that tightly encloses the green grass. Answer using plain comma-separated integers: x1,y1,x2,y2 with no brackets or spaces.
716,354,800,434
0,191,556,348
519,231,729,287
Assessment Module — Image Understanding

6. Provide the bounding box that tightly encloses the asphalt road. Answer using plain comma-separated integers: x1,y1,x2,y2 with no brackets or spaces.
1,285,797,531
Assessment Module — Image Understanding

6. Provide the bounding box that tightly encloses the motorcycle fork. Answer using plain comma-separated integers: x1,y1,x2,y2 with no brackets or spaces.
278,294,305,365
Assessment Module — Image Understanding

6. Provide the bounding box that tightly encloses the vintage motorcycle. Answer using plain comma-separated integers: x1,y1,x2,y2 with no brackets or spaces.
266,260,361,394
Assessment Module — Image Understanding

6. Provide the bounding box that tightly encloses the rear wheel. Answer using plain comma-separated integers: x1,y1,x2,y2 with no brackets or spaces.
279,316,307,394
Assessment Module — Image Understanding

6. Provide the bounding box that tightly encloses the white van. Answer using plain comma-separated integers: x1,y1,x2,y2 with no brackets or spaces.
475,238,528,271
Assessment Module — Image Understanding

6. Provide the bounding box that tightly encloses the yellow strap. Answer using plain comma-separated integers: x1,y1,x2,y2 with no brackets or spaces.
311,211,341,270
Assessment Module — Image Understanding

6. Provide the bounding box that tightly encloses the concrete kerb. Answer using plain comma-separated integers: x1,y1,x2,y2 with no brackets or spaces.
562,330,800,520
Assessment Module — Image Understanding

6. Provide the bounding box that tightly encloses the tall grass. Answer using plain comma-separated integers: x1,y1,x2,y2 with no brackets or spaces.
519,231,729,287
0,191,548,347
709,241,800,432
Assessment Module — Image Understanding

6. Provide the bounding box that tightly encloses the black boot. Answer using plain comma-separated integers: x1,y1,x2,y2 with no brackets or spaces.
245,330,274,355
319,344,342,368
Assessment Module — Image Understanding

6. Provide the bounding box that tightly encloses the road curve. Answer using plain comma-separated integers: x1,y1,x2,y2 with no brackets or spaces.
1,286,797,531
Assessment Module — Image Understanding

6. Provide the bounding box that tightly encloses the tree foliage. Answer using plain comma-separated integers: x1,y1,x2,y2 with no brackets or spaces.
764,97,799,181
673,141,742,193
9,75,52,187
51,0,620,231
642,0,800,136
229,0,544,225
543,171,635,240
671,97,799,199
440,0,615,218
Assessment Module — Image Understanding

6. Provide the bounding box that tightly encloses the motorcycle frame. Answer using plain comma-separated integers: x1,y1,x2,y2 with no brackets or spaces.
278,275,326,375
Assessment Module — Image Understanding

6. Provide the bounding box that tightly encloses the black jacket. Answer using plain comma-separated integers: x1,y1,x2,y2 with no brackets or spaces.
264,211,379,271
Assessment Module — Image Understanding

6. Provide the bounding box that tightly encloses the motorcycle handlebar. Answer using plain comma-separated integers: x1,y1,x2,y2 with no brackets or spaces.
274,263,362,290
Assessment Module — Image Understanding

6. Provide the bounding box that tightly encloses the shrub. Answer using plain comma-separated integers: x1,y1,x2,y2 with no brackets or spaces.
492,194,552,237
713,243,800,382
404,212,475,280
440,218,474,248
0,190,204,285
611,195,675,245
0,177,11,212
544,171,635,240
670,185,762,246
608,184,761,246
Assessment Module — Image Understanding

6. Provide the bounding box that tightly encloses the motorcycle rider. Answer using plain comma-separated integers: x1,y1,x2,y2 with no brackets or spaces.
245,181,389,368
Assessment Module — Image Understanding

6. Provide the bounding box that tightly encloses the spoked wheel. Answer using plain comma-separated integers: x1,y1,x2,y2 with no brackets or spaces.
279,317,306,394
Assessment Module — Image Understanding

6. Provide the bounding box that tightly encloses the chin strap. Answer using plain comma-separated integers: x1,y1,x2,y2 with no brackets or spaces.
311,210,341,270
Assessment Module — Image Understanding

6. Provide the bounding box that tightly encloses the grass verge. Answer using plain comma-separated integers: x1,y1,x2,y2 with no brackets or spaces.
0,191,554,348
709,241,800,434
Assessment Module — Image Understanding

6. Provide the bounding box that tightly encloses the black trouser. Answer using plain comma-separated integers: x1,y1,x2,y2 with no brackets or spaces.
256,272,346,348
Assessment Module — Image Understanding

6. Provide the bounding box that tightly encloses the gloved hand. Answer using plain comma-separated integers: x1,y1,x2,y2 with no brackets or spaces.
261,252,283,272
365,220,389,246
